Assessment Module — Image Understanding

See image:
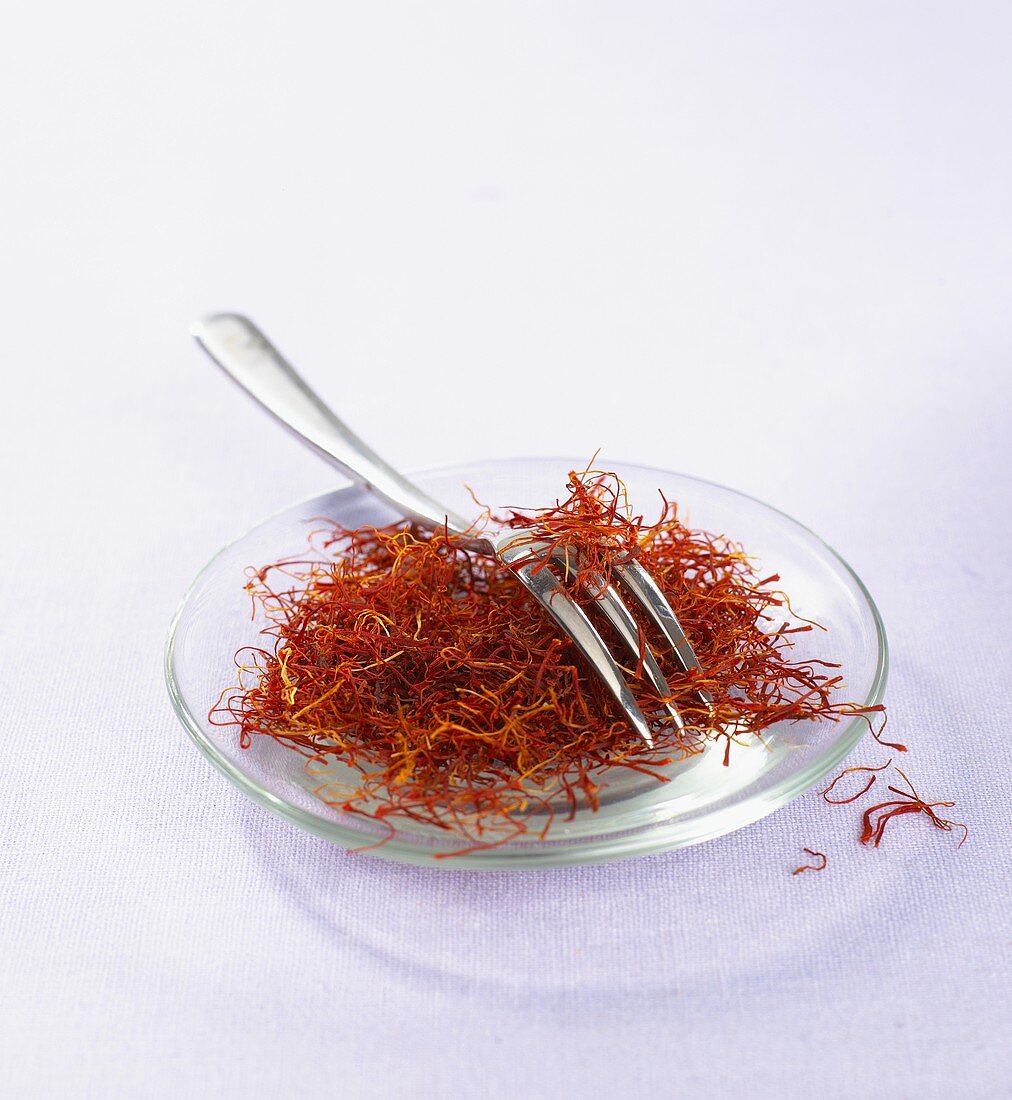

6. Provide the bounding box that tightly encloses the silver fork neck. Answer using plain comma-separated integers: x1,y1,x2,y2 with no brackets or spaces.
191,313,477,538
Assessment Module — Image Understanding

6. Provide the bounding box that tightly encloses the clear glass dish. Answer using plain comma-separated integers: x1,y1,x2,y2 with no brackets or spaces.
165,458,887,869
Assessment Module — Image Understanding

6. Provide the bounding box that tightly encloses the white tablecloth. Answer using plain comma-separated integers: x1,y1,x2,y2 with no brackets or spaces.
2,3,1009,1096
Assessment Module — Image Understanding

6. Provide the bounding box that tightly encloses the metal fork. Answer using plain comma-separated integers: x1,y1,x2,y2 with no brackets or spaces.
191,313,709,748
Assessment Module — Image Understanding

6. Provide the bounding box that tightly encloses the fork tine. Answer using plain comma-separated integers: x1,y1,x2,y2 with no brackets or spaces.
498,541,655,748
613,558,713,705
550,550,686,732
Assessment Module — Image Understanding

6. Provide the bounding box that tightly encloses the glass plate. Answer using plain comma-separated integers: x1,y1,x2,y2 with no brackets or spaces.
165,458,887,868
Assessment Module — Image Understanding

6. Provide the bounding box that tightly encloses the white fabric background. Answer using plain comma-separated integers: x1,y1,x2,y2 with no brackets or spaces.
2,3,1010,1097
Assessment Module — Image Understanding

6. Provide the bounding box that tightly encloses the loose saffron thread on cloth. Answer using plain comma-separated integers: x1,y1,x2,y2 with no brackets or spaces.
820,759,893,804
860,768,968,849
820,759,967,850
792,848,827,875
211,467,885,853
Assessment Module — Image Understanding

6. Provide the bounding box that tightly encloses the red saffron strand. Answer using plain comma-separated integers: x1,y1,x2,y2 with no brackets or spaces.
870,712,907,753
821,759,892,805
792,848,827,875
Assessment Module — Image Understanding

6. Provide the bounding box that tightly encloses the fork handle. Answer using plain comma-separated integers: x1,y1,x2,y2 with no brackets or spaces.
191,313,475,537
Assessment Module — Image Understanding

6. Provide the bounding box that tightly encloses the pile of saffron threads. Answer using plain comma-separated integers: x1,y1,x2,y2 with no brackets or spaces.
211,468,886,853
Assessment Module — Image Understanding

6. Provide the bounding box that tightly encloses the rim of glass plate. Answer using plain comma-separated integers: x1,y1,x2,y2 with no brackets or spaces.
164,457,889,870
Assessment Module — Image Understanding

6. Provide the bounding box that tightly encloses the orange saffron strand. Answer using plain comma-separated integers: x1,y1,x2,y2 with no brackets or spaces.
792,848,828,875
821,758,892,805
869,712,907,753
